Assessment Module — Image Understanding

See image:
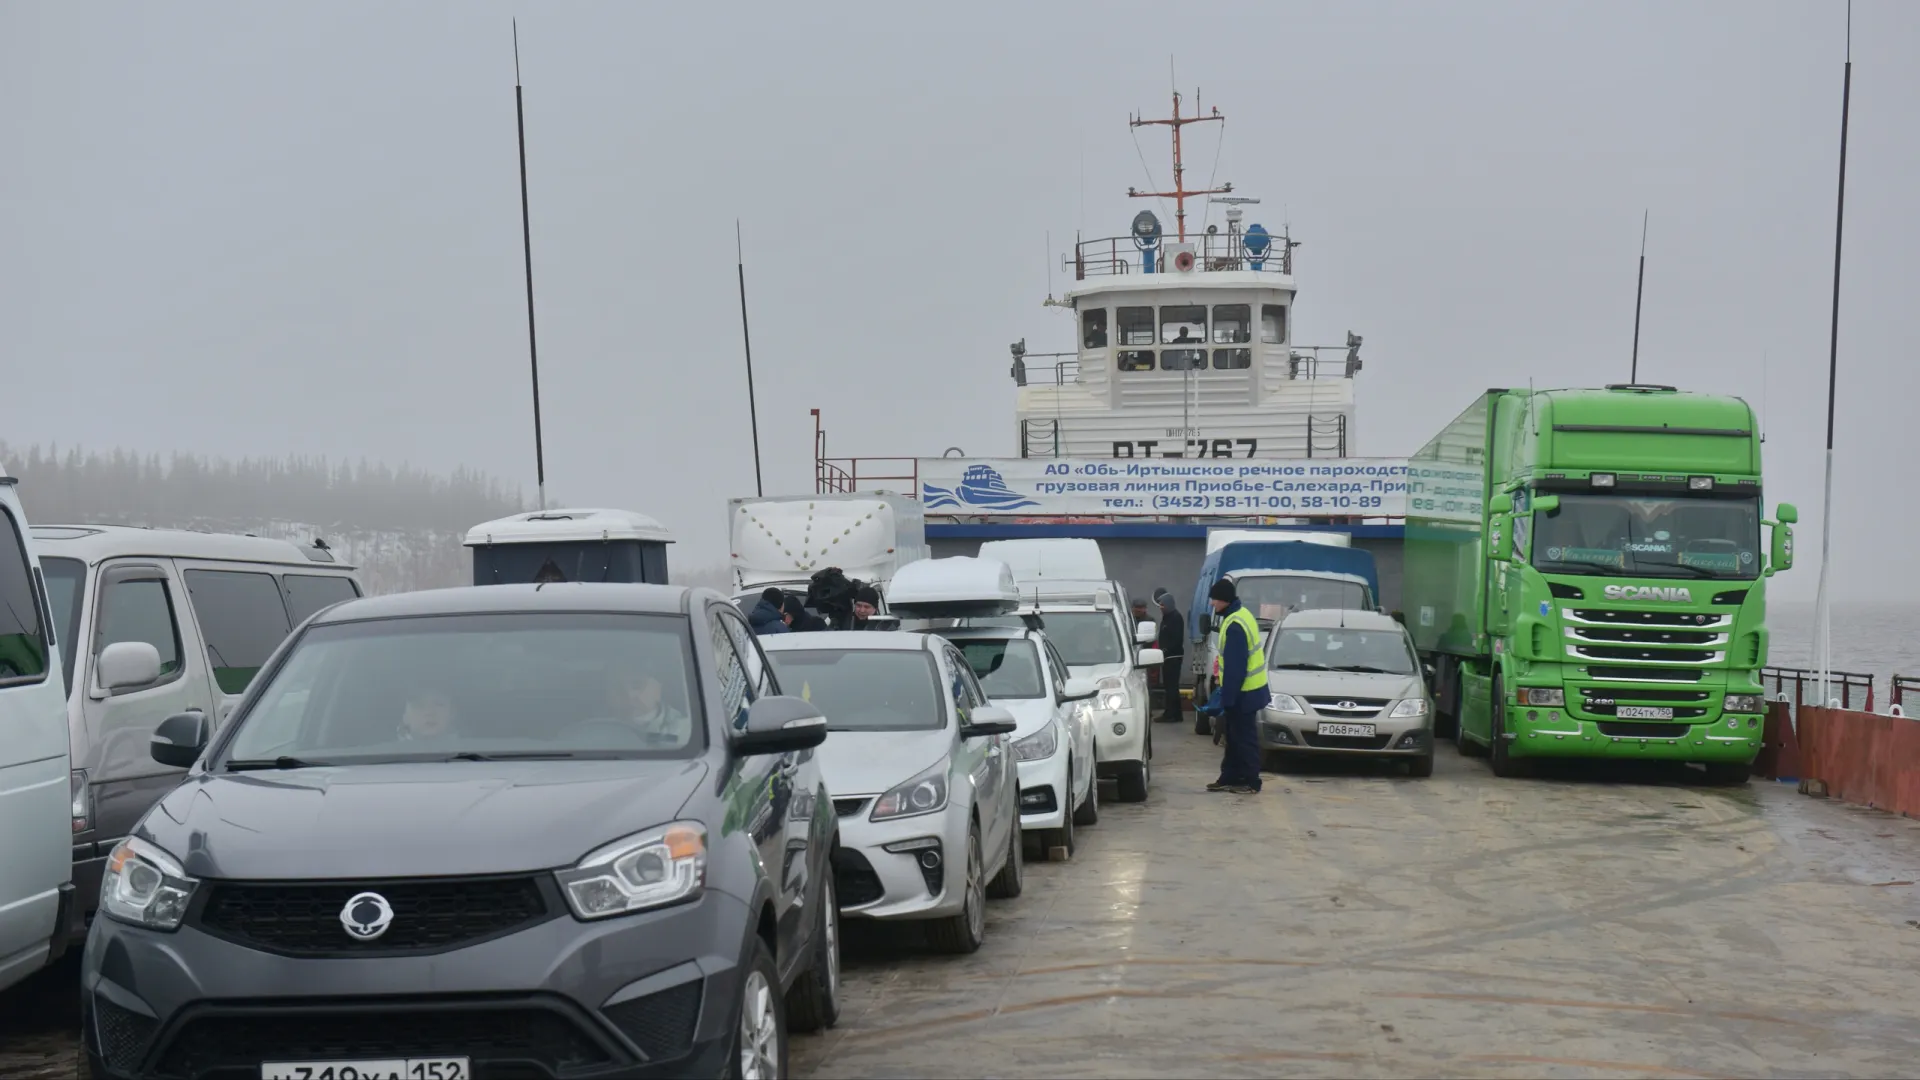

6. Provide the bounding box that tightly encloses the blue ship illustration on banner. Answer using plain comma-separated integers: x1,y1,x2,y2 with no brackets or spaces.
922,464,1039,510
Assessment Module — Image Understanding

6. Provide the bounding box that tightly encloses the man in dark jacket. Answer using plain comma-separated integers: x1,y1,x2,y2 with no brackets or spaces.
1152,588,1185,724
1199,579,1271,794
784,595,830,633
748,589,790,636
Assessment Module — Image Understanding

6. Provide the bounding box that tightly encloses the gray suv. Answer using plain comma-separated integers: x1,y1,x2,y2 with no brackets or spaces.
80,584,840,1080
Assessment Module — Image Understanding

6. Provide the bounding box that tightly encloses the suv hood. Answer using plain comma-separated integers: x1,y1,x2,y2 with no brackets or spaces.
818,728,952,797
140,759,710,880
1266,669,1426,703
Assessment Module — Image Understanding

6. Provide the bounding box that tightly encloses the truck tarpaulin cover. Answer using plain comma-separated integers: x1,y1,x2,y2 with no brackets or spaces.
1188,541,1380,643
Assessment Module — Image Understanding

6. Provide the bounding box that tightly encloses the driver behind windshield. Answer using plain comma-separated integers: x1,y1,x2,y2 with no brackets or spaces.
605,666,691,744
397,685,458,742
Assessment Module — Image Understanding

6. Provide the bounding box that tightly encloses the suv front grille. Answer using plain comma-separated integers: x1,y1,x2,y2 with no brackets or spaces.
602,981,702,1062
195,875,553,957
154,997,617,1078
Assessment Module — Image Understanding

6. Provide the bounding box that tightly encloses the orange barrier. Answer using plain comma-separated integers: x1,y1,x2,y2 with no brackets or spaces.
1752,701,1803,781
1796,706,1920,818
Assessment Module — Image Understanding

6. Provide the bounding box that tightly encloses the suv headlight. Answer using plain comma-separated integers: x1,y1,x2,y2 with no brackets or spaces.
1723,694,1765,714
1013,725,1058,761
1517,688,1565,707
101,837,197,931
872,761,949,821
557,821,706,920
1389,698,1431,718
1268,693,1306,715
1095,676,1129,712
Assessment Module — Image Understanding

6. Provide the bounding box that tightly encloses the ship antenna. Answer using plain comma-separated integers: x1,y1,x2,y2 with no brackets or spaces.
1128,84,1230,243
1629,210,1648,382
737,220,765,498
512,18,548,512
1814,0,1853,709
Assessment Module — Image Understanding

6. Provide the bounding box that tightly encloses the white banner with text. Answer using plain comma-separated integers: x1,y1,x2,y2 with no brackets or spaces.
917,458,1408,517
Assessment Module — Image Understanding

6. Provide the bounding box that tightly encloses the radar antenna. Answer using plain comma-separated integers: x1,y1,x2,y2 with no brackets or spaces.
1128,89,1230,243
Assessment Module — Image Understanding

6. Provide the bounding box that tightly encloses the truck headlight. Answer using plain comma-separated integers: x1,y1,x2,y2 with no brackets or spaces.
1722,694,1765,714
1389,699,1431,718
101,837,197,931
1518,688,1565,707
557,821,706,920
872,762,950,821
1013,725,1059,761
1268,693,1306,715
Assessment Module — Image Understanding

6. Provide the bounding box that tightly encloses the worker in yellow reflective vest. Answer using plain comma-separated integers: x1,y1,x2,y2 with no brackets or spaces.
1201,579,1271,794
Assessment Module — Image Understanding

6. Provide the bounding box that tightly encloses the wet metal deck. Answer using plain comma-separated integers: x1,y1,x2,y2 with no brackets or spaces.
8,730,1920,1078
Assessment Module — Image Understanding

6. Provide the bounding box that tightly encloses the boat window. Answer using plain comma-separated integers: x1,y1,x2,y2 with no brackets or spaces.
1081,309,1108,349
1261,304,1288,344
1117,350,1156,372
1160,305,1206,345
1213,348,1252,370
1117,307,1155,346
1161,349,1205,371
1212,304,1252,343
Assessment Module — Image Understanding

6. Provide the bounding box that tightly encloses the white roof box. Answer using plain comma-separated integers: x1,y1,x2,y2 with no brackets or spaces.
977,538,1106,584
886,557,1020,620
464,508,674,547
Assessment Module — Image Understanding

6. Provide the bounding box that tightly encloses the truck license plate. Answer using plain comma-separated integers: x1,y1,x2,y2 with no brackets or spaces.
262,1060,469,1080
1617,706,1674,720
1316,722,1375,738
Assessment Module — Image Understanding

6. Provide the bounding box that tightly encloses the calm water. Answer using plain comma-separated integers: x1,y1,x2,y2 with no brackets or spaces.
1767,600,1920,685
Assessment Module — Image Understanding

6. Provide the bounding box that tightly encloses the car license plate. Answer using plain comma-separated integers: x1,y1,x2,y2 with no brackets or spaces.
1316,722,1375,738
1617,706,1674,720
262,1060,469,1080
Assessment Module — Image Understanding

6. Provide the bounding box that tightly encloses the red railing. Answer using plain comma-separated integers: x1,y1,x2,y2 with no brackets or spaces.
1892,676,1920,713
812,408,919,495
1763,666,1876,711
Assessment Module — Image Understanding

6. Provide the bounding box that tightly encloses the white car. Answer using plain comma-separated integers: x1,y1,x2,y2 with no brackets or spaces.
934,626,1101,859
762,631,1023,954
1007,583,1163,803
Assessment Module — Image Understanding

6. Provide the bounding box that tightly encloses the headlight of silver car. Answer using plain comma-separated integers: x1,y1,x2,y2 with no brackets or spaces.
1095,675,1129,712
1267,692,1306,715
1389,698,1431,718
871,761,949,821
101,837,197,931
1013,725,1059,761
557,821,707,920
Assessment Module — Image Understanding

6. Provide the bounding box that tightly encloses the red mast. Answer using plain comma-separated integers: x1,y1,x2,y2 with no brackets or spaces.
1128,89,1231,243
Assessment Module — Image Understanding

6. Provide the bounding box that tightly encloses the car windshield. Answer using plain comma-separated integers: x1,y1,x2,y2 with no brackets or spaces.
945,637,1045,699
765,649,944,731
1529,492,1761,580
1030,612,1126,667
220,612,703,766
1234,575,1372,625
1269,627,1418,674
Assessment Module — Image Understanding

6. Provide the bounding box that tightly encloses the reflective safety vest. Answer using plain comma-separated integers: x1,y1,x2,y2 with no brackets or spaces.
1211,606,1269,693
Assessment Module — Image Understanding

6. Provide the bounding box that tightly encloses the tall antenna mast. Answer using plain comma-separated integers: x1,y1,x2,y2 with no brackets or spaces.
512,21,547,511
1128,88,1230,243
1814,0,1854,708
1630,210,1648,382
736,222,764,498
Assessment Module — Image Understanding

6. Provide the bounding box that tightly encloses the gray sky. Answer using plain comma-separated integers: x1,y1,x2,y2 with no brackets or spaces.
5,1,1914,601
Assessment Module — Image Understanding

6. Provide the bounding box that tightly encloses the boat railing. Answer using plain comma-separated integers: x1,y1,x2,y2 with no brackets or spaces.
812,407,919,495
1892,675,1920,713
1017,413,1347,459
1070,230,1294,280
1020,353,1354,386
1763,666,1876,711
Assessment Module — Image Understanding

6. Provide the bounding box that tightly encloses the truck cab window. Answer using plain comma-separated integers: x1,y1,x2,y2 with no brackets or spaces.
1160,306,1206,344
1261,304,1288,344
1117,307,1155,346
1212,304,1251,343
1081,309,1108,349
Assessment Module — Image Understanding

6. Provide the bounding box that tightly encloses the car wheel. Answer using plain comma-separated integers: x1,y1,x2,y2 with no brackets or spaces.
926,825,986,954
1407,750,1435,778
731,937,787,1080
1703,761,1751,785
784,867,840,1033
1116,757,1150,803
988,812,1024,898
1071,759,1099,827
1489,673,1530,778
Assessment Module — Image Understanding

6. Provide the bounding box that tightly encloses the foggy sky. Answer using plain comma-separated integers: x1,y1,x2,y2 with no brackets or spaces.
5,1,1915,601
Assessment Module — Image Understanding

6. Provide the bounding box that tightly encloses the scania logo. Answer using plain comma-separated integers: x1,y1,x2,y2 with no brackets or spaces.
1603,585,1694,602
340,891,395,942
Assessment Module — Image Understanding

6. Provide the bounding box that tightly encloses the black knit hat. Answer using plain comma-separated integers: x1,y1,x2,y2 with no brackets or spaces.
1209,579,1238,603
762,587,784,606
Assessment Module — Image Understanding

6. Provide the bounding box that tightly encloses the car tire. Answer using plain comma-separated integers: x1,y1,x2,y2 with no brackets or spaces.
85,1054,110,1080
784,867,840,1033
730,936,788,1080
1116,758,1150,803
1407,750,1435,778
1489,674,1530,778
1071,759,1100,827
988,813,1024,899
1703,761,1751,785
926,825,986,955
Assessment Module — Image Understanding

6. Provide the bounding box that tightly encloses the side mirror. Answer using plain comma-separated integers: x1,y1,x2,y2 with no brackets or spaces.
961,704,1018,739
733,695,829,756
1136,647,1166,668
1134,619,1157,644
1488,492,1514,515
1423,661,1437,682
1531,494,1560,514
1770,519,1794,574
150,711,209,769
98,640,163,695
1490,514,1512,562
1059,677,1099,702
1777,502,1799,525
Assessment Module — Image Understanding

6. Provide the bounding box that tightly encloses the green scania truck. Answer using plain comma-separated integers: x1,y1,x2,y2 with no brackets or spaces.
1404,384,1797,782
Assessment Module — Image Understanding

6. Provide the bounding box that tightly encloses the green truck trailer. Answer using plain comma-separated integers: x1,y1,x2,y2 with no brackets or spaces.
1404,384,1797,781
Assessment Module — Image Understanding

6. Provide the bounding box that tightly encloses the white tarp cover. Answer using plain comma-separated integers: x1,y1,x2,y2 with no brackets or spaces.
887,557,1020,618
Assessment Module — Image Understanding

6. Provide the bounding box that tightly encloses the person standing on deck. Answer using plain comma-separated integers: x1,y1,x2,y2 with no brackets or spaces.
1153,588,1185,724
1203,579,1270,794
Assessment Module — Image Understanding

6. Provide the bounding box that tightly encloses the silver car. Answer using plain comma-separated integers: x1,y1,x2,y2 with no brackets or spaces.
1258,609,1435,777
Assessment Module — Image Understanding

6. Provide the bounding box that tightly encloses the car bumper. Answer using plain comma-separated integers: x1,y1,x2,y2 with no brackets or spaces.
1014,752,1069,832
81,887,754,1079
1090,701,1148,767
831,801,971,922
1505,708,1763,761
1259,710,1434,756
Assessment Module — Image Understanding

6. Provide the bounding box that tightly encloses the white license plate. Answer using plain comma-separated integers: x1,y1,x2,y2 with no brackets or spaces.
1617,706,1674,720
262,1060,469,1080
1316,722,1376,738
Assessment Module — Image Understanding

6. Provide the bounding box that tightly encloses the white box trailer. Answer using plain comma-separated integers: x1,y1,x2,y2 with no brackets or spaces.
728,492,928,599
1204,527,1351,554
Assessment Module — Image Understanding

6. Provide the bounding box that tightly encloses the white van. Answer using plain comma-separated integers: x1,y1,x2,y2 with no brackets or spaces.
31,525,362,942
0,472,74,992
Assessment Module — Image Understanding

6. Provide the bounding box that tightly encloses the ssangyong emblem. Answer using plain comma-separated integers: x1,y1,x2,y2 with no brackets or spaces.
340,891,395,942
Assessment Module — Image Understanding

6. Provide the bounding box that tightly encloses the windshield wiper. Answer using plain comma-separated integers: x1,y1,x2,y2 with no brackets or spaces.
1273,662,1334,670
443,750,582,762
225,756,330,772
1330,664,1397,674
1634,563,1721,579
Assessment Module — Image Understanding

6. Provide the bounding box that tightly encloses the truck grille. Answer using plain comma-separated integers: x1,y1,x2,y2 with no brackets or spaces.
1569,608,1728,629
1568,645,1718,664
1582,665,1706,683
1568,625,1724,646
1597,721,1693,739
1578,687,1711,720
